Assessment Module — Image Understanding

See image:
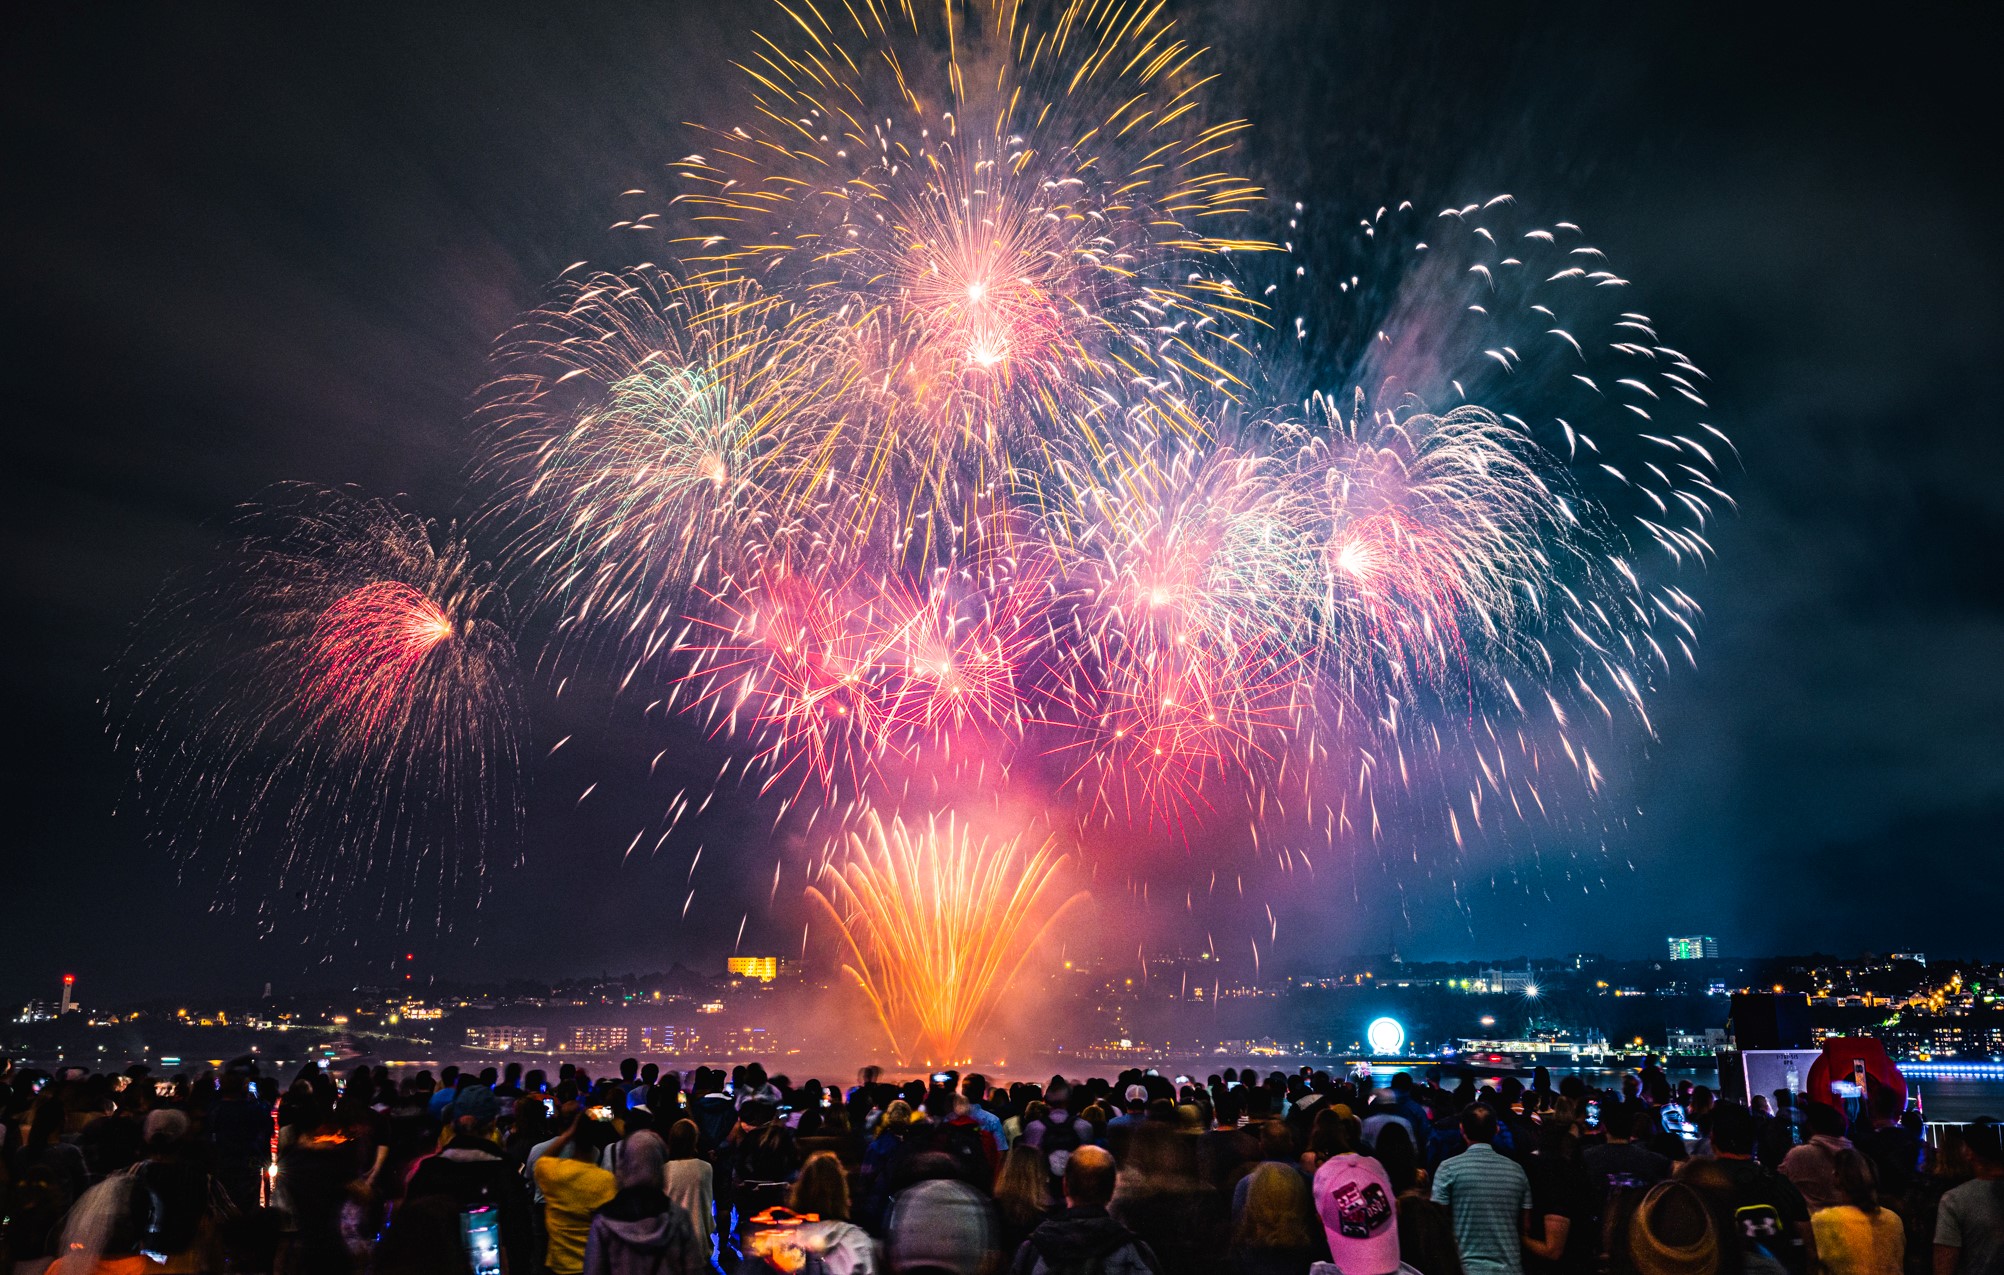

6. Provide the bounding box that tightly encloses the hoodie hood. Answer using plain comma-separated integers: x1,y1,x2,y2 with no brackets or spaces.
596,1185,680,1249
1029,1207,1140,1265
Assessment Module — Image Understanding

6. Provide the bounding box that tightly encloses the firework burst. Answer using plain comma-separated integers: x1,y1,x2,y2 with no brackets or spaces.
109,487,525,933
665,0,1273,505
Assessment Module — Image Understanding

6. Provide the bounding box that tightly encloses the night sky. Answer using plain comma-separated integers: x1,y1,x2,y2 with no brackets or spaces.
6,2,2002,1007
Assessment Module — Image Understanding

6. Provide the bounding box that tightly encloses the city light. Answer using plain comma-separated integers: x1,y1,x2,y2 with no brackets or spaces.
1367,1016,1406,1056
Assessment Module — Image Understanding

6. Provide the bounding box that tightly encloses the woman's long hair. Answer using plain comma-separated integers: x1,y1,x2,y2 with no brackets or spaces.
1234,1162,1317,1251
1835,1149,1882,1214
666,1118,701,1160
993,1146,1054,1229
789,1151,851,1222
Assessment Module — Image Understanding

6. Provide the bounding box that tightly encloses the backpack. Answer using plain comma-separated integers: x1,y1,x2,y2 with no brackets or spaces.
1039,1114,1082,1176
932,1120,992,1188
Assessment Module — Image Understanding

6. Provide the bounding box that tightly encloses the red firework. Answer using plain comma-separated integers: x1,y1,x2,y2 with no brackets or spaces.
302,581,455,743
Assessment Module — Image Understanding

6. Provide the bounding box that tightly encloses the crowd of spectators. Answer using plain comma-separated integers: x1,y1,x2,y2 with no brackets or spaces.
3,1054,1999,1275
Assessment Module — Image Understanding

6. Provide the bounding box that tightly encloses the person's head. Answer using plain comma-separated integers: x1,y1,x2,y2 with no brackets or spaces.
1256,1119,1295,1163
924,1085,956,1121
666,1118,700,1160
962,1074,988,1103
1624,1180,1718,1275
1709,1102,1755,1157
1631,1106,1666,1144
1834,1150,1879,1214
789,1151,850,1221
1214,1087,1243,1128
1372,1120,1420,1195
569,1113,616,1159
1123,1084,1149,1113
143,1107,190,1152
881,1099,914,1133
1309,1107,1359,1159
1235,1162,1317,1251
1965,1122,2004,1174
1538,1117,1577,1160
1390,1071,1413,1095
994,1145,1052,1221
1460,1104,1498,1145
1804,1101,1845,1140
1063,1145,1117,1209
617,1130,667,1191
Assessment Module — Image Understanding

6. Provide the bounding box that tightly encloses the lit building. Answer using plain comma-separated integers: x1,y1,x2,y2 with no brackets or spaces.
567,1025,630,1053
60,974,76,1015
727,956,783,982
639,1025,697,1053
1667,936,1719,961
1666,1028,1729,1054
1473,965,1536,994
464,1026,547,1051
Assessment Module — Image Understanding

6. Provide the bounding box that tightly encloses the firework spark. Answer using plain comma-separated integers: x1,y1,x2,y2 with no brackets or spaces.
807,812,1086,1063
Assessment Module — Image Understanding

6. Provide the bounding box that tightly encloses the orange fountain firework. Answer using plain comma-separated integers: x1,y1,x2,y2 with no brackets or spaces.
807,813,1086,1063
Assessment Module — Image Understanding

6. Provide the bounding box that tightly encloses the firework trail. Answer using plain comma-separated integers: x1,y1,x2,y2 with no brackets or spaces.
806,811,1086,1063
109,486,525,933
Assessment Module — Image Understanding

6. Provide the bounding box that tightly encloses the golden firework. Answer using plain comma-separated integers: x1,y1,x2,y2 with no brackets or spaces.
808,812,1086,1063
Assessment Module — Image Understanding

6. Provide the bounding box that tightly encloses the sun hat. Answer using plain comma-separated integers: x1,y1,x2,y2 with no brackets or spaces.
1628,1181,1719,1275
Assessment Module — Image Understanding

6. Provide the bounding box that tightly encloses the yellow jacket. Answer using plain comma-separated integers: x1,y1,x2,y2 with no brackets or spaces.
1811,1204,1905,1275
535,1153,617,1274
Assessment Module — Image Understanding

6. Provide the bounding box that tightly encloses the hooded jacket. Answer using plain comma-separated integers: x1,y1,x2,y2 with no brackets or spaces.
404,1135,532,1269
581,1185,710,1275
1010,1205,1163,1275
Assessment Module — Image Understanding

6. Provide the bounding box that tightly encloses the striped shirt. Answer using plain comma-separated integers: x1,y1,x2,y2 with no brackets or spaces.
1432,1142,1533,1275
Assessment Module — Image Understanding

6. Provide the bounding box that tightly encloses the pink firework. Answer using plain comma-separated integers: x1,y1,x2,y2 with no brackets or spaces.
302,582,457,743
874,559,1047,749
1324,506,1474,694
682,560,891,792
